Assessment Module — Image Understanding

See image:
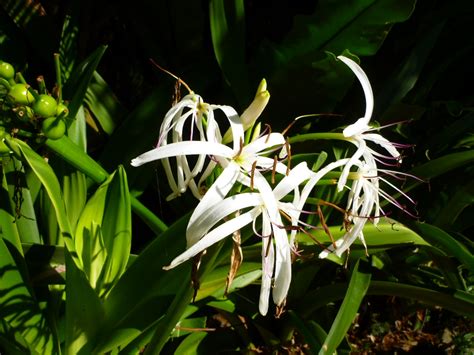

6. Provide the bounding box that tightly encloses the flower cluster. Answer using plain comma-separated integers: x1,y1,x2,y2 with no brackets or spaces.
131,56,410,315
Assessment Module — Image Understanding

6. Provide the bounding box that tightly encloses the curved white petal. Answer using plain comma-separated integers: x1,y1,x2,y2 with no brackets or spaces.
273,162,312,199
243,133,285,155
338,56,374,135
187,162,241,245
131,141,233,167
213,105,245,153
362,133,401,159
187,192,261,247
337,138,366,192
164,207,261,270
259,212,274,316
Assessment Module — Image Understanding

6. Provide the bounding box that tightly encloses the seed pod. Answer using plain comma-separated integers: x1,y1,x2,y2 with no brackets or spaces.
8,83,35,105
33,94,58,118
42,116,66,140
0,61,15,81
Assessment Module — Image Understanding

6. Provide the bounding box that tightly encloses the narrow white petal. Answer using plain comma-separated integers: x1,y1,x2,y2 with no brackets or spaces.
243,133,285,155
187,162,241,245
164,207,260,270
273,162,312,199
338,56,374,133
272,226,292,306
131,141,233,167
259,213,274,316
337,138,366,192
213,105,245,153
363,133,401,159
187,192,261,247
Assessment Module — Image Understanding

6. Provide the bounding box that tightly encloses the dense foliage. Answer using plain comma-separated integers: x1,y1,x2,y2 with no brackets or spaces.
0,0,473,353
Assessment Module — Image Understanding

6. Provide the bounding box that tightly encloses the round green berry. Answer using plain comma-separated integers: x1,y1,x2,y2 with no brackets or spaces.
42,117,66,140
33,95,57,118
0,61,15,81
8,83,35,105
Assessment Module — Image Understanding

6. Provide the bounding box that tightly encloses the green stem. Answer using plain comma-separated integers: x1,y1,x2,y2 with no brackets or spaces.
289,132,346,144
54,53,62,102
37,76,47,94
45,136,168,233
0,78,11,90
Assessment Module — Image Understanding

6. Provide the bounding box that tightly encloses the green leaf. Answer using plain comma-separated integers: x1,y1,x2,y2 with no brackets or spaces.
320,259,371,355
196,262,262,301
92,215,190,353
409,222,474,273
0,160,21,252
6,139,76,259
75,166,131,295
174,332,208,355
45,136,168,234
3,157,41,244
299,281,474,318
63,45,107,118
85,71,126,135
209,0,249,104
411,149,474,181
0,237,55,353
435,179,474,229
65,252,105,355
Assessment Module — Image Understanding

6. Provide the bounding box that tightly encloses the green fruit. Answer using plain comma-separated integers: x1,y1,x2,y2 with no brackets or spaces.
42,117,66,140
8,83,35,105
56,103,69,116
33,94,58,118
0,61,15,80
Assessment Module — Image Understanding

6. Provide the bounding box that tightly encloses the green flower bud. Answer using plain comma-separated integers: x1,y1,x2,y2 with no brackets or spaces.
56,103,69,117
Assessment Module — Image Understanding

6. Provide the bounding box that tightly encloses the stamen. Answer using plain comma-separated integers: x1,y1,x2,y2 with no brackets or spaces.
150,58,193,94
250,161,257,190
285,138,291,175
271,156,278,184
318,205,336,248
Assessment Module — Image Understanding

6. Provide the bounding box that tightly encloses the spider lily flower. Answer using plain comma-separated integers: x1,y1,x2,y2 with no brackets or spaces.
336,55,402,193
143,93,242,200
317,56,414,259
163,163,314,315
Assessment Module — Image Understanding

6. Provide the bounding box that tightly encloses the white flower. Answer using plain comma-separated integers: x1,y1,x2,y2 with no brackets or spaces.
336,55,402,194
316,56,413,258
163,163,314,315
138,93,241,200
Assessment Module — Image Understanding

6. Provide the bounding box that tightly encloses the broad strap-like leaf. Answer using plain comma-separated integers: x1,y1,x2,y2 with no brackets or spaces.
319,259,371,354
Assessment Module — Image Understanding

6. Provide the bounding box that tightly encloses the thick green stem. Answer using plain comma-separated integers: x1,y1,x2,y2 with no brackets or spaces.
289,132,346,144
46,136,168,233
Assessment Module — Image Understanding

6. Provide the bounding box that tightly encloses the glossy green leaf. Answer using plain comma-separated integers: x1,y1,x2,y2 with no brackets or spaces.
435,179,474,229
409,222,474,273
196,262,262,301
63,45,107,118
85,71,126,135
174,332,208,355
210,0,249,104
298,221,429,248
3,157,40,244
0,161,21,252
75,166,131,295
6,139,76,260
299,281,474,318
410,149,474,181
92,215,189,353
0,237,55,354
320,259,371,355
46,136,167,233
65,252,105,355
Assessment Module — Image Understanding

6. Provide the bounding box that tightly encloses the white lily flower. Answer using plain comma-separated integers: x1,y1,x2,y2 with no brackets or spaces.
137,93,242,200
336,55,402,193
317,56,413,259
163,163,314,315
